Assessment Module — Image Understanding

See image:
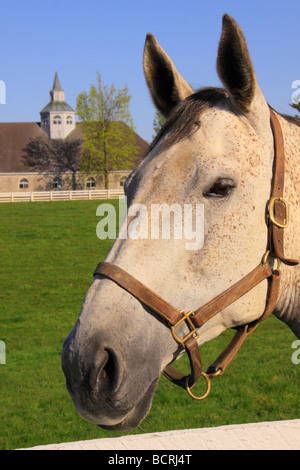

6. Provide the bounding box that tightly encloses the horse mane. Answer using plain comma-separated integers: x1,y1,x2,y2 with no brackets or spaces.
148,87,300,155
280,113,300,128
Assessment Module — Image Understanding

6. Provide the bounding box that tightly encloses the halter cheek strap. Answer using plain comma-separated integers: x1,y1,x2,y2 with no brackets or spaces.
268,109,298,266
93,109,299,401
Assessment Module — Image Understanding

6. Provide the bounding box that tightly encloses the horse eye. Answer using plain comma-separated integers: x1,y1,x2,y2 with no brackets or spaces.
204,179,234,198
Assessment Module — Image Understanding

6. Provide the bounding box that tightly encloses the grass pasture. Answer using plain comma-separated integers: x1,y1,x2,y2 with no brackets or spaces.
0,200,299,450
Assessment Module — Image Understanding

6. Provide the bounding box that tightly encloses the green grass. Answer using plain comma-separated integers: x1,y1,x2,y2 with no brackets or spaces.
0,200,299,450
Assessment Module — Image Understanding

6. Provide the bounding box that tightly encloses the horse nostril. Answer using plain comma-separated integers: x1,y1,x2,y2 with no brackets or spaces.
89,349,108,390
90,348,122,394
103,349,115,378
103,348,123,393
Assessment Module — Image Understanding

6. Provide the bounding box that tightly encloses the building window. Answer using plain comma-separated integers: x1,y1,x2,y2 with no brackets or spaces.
53,115,62,124
19,178,29,190
66,115,73,125
42,118,49,126
119,176,127,187
86,177,96,189
53,176,62,190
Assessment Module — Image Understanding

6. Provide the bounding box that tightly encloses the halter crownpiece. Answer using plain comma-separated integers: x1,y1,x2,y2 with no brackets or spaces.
93,108,299,401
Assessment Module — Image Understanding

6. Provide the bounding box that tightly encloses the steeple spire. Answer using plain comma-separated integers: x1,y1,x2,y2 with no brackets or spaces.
49,72,65,102
51,72,63,92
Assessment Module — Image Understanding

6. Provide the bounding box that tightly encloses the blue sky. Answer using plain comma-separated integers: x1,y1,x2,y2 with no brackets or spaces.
0,0,300,142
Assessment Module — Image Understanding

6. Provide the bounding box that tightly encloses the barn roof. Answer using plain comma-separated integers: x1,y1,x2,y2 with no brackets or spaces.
0,122,46,172
0,122,148,173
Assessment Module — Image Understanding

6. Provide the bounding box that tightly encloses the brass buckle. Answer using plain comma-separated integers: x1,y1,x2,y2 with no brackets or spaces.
170,310,199,348
268,196,289,229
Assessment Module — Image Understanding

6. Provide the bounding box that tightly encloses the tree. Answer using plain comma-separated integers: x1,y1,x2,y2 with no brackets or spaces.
290,102,300,117
152,110,166,139
76,72,139,189
22,136,82,190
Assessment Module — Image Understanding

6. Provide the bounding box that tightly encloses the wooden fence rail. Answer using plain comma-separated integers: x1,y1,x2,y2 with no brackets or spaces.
0,189,124,203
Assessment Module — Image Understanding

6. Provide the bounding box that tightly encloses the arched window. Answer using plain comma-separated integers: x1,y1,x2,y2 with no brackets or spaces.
86,177,96,189
19,178,29,189
119,176,127,187
53,115,62,124
42,118,49,127
66,115,73,125
53,176,62,190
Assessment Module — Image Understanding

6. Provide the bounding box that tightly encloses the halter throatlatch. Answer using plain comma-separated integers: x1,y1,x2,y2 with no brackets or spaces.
93,109,299,401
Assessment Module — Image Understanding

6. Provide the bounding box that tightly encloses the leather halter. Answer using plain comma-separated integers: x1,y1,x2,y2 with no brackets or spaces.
93,109,299,400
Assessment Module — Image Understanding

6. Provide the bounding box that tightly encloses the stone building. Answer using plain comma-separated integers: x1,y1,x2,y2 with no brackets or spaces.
0,73,148,192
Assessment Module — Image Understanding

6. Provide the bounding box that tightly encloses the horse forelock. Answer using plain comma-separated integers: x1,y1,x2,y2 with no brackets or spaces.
148,87,228,155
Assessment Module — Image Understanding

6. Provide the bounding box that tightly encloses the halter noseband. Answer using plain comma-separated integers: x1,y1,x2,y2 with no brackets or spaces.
93,109,299,401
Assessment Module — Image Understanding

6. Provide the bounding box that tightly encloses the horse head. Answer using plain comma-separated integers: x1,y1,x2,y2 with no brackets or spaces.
61,15,300,430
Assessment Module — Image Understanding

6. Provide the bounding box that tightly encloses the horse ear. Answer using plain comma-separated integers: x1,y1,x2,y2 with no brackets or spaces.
143,33,193,117
217,14,267,120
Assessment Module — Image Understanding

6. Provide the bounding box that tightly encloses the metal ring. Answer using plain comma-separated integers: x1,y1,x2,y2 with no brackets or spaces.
262,250,281,271
207,368,222,378
263,250,270,265
185,372,211,401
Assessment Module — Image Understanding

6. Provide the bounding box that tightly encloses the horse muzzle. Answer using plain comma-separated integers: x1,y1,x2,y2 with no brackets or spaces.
61,326,160,430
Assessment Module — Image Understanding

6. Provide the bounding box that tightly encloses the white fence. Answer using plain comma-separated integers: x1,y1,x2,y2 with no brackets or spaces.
0,189,124,203
19,420,300,450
